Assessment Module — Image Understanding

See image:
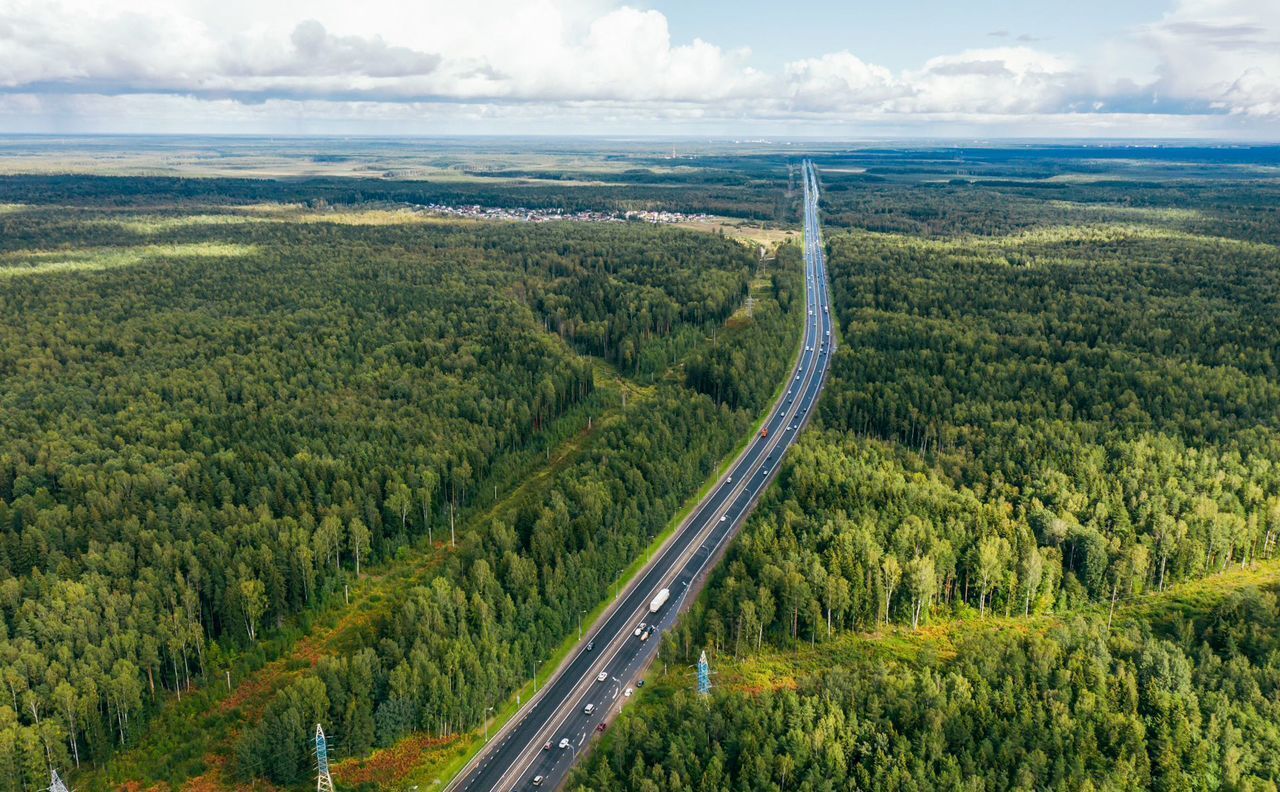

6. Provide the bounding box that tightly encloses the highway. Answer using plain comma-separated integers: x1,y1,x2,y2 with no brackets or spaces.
448,160,833,792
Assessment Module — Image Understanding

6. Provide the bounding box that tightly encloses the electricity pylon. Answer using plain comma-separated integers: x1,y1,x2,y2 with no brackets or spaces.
315,724,335,792
49,770,71,792
697,650,712,696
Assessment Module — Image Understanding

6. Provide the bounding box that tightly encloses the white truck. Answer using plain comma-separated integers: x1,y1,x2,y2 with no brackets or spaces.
649,588,670,614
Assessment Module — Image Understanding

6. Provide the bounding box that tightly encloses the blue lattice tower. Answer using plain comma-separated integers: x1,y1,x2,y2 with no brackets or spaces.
697,650,711,696
315,724,335,792
49,770,71,792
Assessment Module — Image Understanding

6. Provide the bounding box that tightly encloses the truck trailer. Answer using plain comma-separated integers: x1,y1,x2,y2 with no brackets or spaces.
649,588,670,613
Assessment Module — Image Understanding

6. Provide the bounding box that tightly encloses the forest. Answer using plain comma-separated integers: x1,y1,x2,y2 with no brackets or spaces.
571,581,1280,791
0,201,800,788
0,171,793,223
670,220,1280,654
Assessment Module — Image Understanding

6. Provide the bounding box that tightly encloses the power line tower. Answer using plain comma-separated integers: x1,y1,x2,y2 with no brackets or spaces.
49,770,71,792
315,724,335,792
697,650,712,697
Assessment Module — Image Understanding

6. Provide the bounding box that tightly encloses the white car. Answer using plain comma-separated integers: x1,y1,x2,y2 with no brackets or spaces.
533,775,545,786
584,703,595,715
720,515,726,522
596,671,608,683
624,687,634,697
633,623,646,637
558,738,570,749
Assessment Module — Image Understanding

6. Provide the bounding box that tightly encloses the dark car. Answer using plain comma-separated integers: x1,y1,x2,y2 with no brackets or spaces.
595,722,607,732
586,640,594,651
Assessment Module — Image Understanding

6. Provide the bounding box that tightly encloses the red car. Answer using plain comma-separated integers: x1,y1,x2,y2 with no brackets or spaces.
595,722,607,732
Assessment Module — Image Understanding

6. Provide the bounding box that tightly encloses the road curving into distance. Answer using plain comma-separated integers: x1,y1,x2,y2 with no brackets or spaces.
448,160,834,792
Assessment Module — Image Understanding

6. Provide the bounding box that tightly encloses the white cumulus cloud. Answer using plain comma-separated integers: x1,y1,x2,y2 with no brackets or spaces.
0,0,1277,134
1140,0,1280,116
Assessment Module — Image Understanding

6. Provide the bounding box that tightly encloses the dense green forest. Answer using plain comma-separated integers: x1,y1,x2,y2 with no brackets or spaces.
671,221,1279,655
0,172,793,222
0,203,799,788
572,581,1280,791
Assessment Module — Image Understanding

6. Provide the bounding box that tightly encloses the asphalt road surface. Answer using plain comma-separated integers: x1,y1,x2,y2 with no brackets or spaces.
448,160,834,792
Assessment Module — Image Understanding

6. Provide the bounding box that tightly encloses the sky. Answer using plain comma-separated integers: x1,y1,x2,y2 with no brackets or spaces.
0,0,1277,138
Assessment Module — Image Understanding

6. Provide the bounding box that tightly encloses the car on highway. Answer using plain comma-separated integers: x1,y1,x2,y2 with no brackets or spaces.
583,703,595,715
633,622,646,636
544,740,551,751
639,628,651,641
586,640,594,651
624,687,633,697
533,775,544,786
558,738,570,749
636,679,645,687
595,722,607,732
596,671,608,683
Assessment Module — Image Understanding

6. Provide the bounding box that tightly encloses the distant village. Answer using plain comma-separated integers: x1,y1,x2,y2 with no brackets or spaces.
413,203,711,225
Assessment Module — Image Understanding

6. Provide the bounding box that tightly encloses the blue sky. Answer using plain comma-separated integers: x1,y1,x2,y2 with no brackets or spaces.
654,0,1167,72
0,0,1277,138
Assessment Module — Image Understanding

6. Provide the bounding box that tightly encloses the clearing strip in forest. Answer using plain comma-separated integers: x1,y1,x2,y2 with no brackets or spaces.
91,373,626,789
711,558,1280,697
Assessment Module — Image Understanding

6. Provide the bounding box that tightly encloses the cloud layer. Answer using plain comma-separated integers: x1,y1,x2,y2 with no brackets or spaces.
1,0,1277,135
